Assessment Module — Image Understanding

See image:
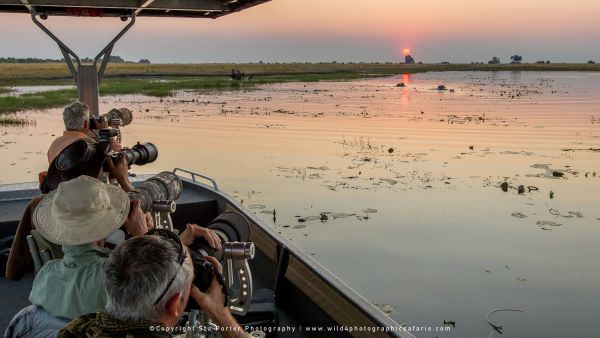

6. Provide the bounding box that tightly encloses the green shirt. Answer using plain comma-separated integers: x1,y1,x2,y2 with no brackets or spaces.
29,244,111,319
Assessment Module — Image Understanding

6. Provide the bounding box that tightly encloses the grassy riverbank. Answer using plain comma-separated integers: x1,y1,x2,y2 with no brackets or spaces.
1,62,599,114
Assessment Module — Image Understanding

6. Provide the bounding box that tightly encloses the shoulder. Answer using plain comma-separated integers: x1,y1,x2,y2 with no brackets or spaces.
57,313,97,338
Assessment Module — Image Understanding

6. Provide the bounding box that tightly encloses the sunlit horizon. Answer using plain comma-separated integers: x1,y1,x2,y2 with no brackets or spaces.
0,0,598,63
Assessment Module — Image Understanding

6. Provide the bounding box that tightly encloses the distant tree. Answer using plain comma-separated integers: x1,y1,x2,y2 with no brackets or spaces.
108,55,125,63
138,59,151,64
405,55,415,64
488,56,501,64
546,60,551,64
588,60,596,64
510,55,523,64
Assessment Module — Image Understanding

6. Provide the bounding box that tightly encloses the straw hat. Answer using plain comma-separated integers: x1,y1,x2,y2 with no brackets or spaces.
34,175,130,245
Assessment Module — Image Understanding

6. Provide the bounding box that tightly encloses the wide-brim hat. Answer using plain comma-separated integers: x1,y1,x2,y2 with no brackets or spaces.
34,175,130,245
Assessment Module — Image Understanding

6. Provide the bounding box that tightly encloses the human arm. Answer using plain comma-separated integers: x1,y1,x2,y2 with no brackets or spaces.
105,155,134,192
190,257,246,338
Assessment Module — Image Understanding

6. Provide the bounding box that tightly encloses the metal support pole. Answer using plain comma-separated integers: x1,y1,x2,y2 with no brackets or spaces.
27,10,136,115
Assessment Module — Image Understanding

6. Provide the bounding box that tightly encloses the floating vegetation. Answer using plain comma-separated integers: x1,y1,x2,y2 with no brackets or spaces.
536,220,562,227
374,303,395,314
528,164,574,179
0,114,34,126
443,320,456,328
511,212,527,218
485,309,525,335
562,211,584,219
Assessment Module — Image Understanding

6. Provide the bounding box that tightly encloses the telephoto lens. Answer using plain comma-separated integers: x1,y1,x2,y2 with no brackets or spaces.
188,212,253,261
128,172,183,213
89,108,133,129
104,107,133,126
120,142,158,166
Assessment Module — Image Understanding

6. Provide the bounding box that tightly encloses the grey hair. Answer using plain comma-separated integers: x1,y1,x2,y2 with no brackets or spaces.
104,236,194,322
63,101,89,131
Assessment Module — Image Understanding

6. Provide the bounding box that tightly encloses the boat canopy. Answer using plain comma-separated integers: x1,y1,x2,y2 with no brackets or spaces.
0,0,270,18
0,0,271,115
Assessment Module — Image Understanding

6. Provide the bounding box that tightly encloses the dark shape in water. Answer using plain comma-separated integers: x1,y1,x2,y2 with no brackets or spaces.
527,186,539,192
388,148,394,154
517,185,525,194
552,171,564,177
396,83,405,87
443,320,456,328
320,213,328,222
469,145,474,150
297,218,306,223
550,191,555,199
437,85,447,91
500,182,509,192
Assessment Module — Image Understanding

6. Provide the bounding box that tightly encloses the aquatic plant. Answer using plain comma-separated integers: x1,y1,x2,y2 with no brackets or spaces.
0,114,34,126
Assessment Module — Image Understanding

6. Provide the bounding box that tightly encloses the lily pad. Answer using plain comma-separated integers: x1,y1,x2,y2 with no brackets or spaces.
511,212,528,218
374,304,395,314
536,220,562,227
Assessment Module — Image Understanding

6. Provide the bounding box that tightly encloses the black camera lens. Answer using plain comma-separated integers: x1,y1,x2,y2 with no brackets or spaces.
121,142,158,166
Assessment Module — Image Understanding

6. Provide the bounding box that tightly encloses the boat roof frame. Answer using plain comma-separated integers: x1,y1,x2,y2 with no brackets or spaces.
0,0,271,115
0,0,271,19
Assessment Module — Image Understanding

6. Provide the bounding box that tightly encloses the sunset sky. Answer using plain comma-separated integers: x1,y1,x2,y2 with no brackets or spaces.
0,0,599,63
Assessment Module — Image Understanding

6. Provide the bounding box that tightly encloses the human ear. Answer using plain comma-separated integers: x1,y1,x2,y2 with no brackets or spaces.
165,292,183,317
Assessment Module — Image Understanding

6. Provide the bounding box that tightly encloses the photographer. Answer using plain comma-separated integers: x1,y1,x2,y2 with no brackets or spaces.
29,175,221,321
43,137,134,193
58,235,249,338
47,101,98,164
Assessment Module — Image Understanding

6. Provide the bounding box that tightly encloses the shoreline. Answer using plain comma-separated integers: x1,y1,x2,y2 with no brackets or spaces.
1,62,599,114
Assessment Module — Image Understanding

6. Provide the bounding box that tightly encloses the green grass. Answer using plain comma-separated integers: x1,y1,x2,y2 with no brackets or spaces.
0,71,401,113
0,88,77,114
1,61,599,114
0,114,34,126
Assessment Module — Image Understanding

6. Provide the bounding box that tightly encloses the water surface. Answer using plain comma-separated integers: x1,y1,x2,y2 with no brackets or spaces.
1,71,599,337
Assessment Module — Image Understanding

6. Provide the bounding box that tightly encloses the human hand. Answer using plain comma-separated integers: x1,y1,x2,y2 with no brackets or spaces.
190,257,245,338
123,200,151,236
106,155,134,192
179,223,222,249
110,138,122,152
190,256,226,318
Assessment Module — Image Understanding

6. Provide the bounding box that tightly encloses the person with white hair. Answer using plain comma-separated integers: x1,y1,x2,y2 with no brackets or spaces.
57,234,249,338
46,101,95,164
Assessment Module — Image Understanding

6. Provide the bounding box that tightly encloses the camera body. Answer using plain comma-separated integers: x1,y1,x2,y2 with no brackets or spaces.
98,127,158,167
188,212,255,315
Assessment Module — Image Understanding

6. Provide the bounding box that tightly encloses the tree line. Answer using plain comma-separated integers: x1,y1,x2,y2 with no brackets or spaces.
0,56,151,64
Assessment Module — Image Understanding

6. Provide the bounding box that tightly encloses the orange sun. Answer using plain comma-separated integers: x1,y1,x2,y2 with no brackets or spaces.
403,48,411,55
